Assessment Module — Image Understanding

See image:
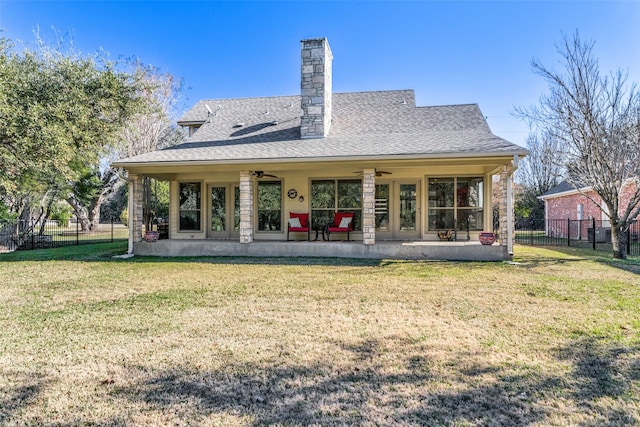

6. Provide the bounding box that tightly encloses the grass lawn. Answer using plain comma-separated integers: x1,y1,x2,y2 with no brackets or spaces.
0,243,638,426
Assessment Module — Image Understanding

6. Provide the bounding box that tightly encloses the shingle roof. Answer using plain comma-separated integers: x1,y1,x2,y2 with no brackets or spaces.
113,89,526,166
539,180,589,199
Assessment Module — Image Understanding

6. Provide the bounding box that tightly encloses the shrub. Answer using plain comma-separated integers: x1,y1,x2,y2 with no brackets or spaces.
120,207,128,228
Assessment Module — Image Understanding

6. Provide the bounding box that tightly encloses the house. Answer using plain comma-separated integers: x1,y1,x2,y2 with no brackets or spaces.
112,38,527,260
539,180,638,242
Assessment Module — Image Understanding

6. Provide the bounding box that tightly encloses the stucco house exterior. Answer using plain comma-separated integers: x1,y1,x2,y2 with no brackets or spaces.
112,38,527,260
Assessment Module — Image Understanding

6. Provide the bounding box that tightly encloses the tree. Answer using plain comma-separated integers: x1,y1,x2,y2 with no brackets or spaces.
0,36,143,228
110,64,184,232
515,131,564,220
518,32,640,259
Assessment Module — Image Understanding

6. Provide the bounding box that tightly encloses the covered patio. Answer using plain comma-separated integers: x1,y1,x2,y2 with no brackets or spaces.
133,238,508,261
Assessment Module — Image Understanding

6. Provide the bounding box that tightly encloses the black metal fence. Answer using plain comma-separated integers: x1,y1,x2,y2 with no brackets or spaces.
515,217,640,256
0,218,128,252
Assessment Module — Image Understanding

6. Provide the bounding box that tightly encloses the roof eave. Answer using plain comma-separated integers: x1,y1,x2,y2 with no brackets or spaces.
111,149,528,169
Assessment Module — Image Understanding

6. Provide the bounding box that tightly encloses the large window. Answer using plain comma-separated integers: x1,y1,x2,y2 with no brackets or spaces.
311,179,362,230
257,181,282,231
179,182,201,231
428,177,484,231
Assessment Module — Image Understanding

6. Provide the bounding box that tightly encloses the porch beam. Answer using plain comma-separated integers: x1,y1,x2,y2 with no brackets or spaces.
239,171,254,243
362,169,376,245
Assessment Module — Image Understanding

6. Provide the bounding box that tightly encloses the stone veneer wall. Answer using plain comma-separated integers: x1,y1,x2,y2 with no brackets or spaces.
130,174,144,242
362,169,375,245
300,38,332,138
239,171,254,243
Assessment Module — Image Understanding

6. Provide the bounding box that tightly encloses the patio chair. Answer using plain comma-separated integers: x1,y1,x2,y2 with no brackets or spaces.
287,212,310,241
325,212,355,241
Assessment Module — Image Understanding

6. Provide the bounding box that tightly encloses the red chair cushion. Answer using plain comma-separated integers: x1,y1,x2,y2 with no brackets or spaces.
329,212,354,230
289,212,309,229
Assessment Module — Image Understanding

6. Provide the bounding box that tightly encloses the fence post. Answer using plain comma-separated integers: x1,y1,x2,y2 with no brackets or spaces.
31,219,35,249
76,217,79,246
567,218,571,247
627,227,631,256
592,218,596,251
111,217,114,243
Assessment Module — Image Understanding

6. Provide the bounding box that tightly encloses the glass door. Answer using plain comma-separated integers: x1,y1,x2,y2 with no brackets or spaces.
374,182,420,240
396,182,420,239
208,184,240,239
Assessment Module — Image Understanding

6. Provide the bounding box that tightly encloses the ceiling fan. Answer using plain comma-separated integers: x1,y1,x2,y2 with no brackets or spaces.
353,169,392,177
251,170,279,179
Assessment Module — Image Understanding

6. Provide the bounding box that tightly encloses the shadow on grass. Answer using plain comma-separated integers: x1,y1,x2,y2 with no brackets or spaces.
113,340,552,426
556,336,640,408
0,375,49,424
108,335,640,425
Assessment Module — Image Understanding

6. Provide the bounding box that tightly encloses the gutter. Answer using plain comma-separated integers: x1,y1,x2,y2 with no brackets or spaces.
111,150,530,169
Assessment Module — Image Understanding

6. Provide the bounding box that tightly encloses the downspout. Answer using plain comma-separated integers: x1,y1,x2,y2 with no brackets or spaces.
506,154,519,255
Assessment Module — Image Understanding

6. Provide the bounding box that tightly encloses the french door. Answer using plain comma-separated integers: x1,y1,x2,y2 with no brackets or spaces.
207,184,240,239
375,181,420,240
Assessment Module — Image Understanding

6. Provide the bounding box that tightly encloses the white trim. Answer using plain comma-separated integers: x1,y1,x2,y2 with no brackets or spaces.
112,151,528,169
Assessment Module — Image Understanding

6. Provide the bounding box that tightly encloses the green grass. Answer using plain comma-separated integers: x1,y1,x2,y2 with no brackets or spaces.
0,243,639,425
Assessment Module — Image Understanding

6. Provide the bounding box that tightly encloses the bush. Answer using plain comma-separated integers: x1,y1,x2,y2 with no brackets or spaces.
50,204,72,227
120,208,128,228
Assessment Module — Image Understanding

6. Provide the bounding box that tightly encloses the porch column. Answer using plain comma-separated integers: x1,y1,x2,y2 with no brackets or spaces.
128,173,144,254
239,171,254,243
362,169,376,245
498,164,515,255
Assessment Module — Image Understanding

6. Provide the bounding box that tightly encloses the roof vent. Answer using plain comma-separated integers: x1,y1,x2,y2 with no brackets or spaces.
233,122,244,128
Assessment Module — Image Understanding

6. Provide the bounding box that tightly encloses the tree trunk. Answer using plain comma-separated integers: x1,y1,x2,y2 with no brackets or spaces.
611,222,628,260
66,197,91,231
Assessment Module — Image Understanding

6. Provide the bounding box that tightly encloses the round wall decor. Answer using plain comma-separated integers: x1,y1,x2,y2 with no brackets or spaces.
287,188,298,199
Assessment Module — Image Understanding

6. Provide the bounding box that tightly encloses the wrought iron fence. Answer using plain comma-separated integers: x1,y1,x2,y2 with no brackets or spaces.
0,218,127,252
515,217,640,256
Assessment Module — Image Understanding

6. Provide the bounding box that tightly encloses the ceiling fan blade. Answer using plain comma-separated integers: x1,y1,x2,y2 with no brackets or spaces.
262,173,279,178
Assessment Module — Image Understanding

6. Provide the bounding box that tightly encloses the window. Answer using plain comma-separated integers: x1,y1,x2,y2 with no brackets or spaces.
428,177,484,231
311,179,362,230
375,184,389,231
210,186,226,231
257,181,282,231
179,182,201,231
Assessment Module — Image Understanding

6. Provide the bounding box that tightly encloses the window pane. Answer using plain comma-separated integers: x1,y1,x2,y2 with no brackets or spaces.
429,209,454,229
210,186,226,231
179,182,201,210
311,181,335,209
234,186,240,231
180,211,200,231
257,181,281,210
375,184,389,232
458,208,484,231
457,178,483,208
258,210,281,231
428,178,454,207
258,181,281,231
337,180,361,209
311,210,334,229
399,184,416,231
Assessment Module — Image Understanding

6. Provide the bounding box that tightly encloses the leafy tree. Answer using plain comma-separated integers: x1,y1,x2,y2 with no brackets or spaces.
0,36,143,229
518,32,640,259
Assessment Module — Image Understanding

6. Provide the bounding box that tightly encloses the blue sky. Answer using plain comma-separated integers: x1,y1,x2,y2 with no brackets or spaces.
1,1,639,146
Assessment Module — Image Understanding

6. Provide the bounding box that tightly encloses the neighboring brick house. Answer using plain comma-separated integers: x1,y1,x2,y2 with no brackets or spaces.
539,180,638,241
112,37,527,260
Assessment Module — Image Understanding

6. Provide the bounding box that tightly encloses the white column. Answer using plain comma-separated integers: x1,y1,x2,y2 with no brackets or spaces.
362,169,376,245
239,171,254,243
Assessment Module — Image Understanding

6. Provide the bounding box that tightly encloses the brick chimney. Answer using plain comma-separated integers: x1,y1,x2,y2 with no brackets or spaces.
300,38,332,138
